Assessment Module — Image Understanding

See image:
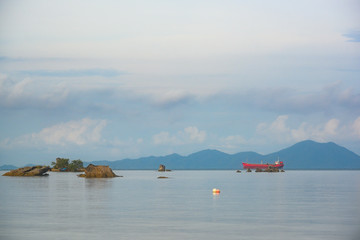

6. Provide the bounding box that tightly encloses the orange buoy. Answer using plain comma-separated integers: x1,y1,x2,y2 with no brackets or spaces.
212,188,220,194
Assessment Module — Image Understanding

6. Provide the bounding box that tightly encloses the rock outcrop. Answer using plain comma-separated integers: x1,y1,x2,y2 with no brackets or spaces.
3,166,50,176
263,166,280,172
254,166,283,173
78,164,119,178
158,164,166,172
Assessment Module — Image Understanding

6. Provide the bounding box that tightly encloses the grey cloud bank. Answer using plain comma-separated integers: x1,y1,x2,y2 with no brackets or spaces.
344,31,360,42
19,68,125,78
0,0,359,165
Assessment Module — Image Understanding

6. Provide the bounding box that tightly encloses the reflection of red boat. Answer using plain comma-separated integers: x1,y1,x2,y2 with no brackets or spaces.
242,160,284,169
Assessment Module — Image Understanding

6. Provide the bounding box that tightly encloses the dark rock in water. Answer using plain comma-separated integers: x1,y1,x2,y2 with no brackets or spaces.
157,176,169,179
246,168,252,172
158,164,166,172
281,169,285,172
3,166,50,176
247,166,283,173
79,164,119,178
263,166,280,172
236,170,241,173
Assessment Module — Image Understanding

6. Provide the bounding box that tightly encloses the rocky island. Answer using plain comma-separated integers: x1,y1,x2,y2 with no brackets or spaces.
78,164,120,178
3,166,50,176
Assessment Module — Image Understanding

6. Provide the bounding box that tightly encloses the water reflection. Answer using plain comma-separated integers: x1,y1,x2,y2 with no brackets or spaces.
85,178,114,189
1,170,360,240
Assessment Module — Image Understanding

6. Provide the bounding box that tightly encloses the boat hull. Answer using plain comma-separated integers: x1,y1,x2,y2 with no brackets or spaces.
242,162,284,169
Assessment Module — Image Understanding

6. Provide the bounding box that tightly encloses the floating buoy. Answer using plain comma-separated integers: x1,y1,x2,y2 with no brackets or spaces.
212,188,220,194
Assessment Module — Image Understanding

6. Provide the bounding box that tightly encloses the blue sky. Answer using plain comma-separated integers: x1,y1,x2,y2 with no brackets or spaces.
0,0,360,166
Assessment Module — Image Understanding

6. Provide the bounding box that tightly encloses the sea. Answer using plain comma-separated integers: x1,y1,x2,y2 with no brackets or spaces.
1,170,360,240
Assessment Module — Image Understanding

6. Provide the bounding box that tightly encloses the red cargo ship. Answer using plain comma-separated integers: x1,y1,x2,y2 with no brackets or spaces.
242,160,284,169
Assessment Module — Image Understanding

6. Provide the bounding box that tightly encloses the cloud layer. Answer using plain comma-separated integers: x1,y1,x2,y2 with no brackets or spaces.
0,0,359,165
1,118,107,148
218,115,360,152
1,72,360,117
19,69,124,78
153,127,206,145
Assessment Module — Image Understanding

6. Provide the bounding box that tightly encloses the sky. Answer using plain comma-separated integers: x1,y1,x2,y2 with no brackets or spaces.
0,0,360,166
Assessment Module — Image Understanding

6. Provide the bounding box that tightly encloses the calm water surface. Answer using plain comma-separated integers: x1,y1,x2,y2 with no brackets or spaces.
1,170,360,240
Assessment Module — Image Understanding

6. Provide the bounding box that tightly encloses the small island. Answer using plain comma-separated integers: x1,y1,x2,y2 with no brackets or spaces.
51,158,84,172
3,166,50,176
78,164,120,178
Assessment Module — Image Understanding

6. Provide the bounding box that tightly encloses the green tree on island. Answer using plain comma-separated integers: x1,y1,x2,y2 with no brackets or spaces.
51,158,83,171
51,158,69,169
68,159,83,171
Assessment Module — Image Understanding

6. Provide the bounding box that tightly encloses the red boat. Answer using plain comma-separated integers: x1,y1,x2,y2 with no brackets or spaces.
242,160,284,169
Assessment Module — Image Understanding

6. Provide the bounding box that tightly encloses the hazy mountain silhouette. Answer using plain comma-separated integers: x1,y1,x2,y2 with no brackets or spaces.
85,140,360,170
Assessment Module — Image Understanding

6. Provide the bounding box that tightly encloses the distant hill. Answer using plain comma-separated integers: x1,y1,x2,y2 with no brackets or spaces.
263,140,360,169
0,165,18,170
85,140,360,170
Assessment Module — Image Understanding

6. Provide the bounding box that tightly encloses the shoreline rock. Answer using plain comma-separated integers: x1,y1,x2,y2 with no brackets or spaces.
253,166,284,173
158,164,166,172
78,164,120,178
2,166,50,176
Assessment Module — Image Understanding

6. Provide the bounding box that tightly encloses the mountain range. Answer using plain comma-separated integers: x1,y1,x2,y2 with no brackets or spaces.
84,140,360,170
1,140,360,170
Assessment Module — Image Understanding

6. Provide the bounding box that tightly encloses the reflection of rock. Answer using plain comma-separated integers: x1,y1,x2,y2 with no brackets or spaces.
78,164,119,178
3,166,50,176
157,176,169,179
158,164,166,172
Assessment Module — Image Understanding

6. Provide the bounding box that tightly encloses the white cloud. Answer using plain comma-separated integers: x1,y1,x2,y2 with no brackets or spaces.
0,76,32,106
218,115,360,154
0,74,71,108
290,123,310,141
261,115,290,133
216,116,358,154
353,117,360,138
291,118,340,142
256,115,292,142
155,90,191,105
152,131,179,145
323,119,340,136
1,118,107,148
8,78,32,100
256,116,343,143
34,118,107,145
219,135,247,150
184,126,206,143
152,126,206,145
